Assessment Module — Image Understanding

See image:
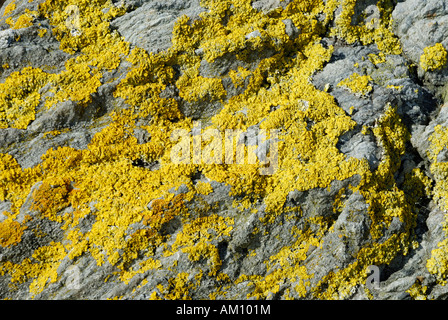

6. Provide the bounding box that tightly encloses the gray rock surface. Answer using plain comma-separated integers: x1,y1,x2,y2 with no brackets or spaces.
393,0,448,97
392,0,448,65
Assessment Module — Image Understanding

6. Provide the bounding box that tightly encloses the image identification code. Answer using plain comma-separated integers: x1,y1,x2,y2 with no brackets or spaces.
176,303,271,317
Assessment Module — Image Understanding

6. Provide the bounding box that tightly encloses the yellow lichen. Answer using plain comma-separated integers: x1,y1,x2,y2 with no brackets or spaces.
337,73,373,96
31,177,72,223
0,0,130,130
386,84,403,91
155,272,195,300
0,67,49,129
332,0,401,56
176,72,226,103
248,230,318,299
119,258,162,285
428,125,448,210
29,242,66,296
7,12,35,29
0,241,67,297
43,129,67,138
229,67,252,88
368,52,387,65
172,215,234,276
426,239,448,285
406,281,427,300
0,219,26,248
38,28,48,38
420,43,448,72
195,181,214,195
44,57,102,108
425,124,448,285
2,1,16,17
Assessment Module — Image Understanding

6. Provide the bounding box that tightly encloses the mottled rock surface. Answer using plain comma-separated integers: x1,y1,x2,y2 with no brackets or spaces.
1,0,448,301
